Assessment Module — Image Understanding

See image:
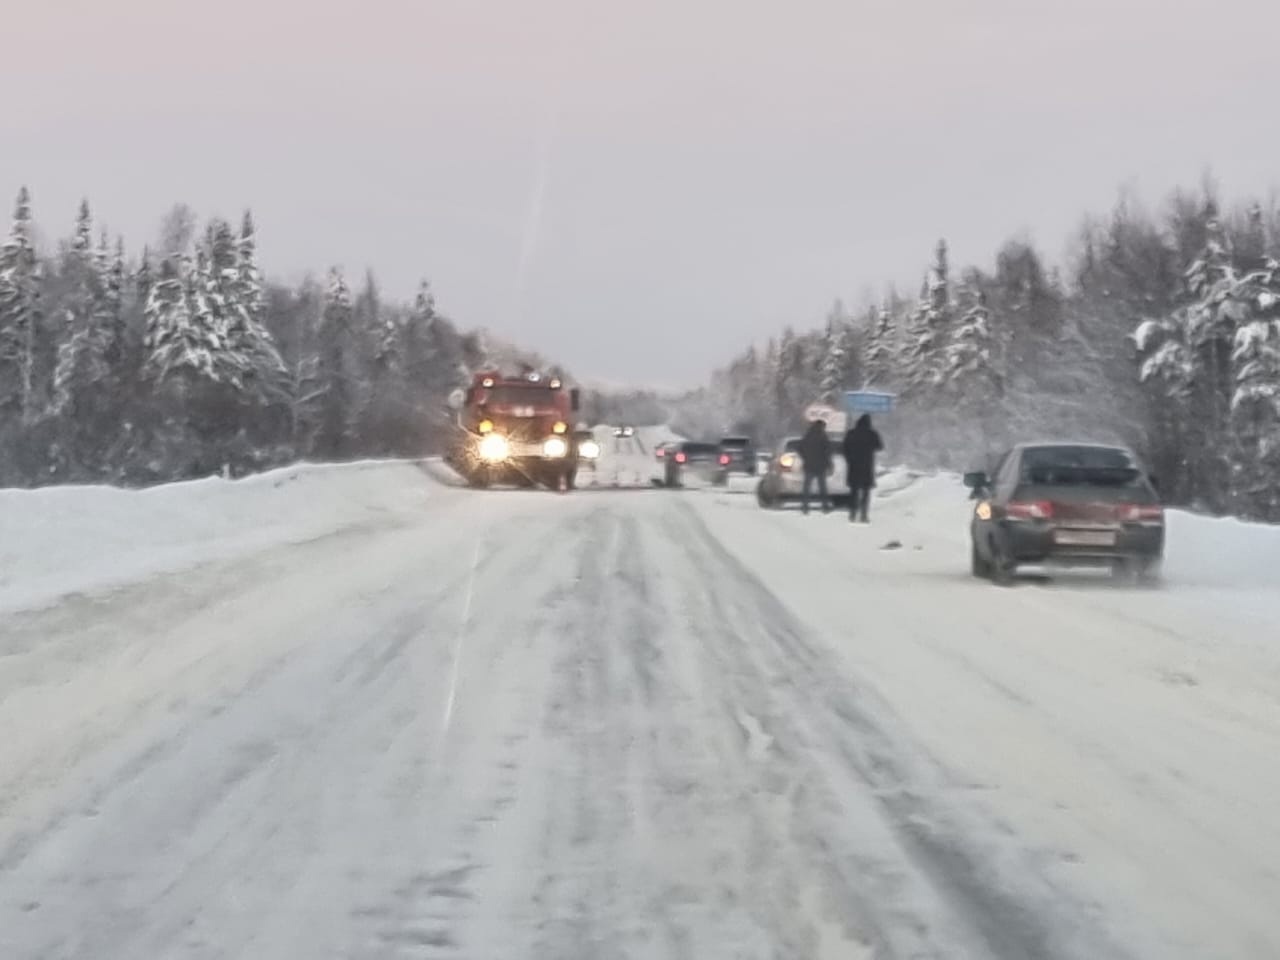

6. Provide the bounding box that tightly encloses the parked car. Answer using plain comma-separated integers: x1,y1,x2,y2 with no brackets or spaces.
713,436,758,484
965,442,1164,584
756,434,847,508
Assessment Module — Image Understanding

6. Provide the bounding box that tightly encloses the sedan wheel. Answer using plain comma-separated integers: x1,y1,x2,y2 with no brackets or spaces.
970,540,991,579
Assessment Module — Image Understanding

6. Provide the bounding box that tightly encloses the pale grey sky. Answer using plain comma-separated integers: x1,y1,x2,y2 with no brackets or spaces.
4,0,1277,385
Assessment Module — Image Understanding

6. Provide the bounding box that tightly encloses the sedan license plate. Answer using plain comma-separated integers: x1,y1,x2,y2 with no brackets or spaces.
1054,528,1116,547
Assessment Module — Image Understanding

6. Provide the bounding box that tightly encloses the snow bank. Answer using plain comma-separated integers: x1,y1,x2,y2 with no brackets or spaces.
0,460,434,615
1163,509,1280,589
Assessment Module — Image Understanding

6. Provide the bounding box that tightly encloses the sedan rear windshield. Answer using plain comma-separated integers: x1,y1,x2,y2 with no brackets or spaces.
680,443,719,457
720,438,752,449
1020,446,1141,486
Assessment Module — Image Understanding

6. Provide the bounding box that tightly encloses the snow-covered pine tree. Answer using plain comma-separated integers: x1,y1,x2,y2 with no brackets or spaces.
403,278,450,390
946,278,1002,447
947,280,997,389
901,275,937,396
185,243,238,384
1228,255,1280,517
864,299,895,388
315,267,354,458
223,212,284,396
776,327,808,423
100,236,125,370
143,254,221,385
924,239,953,383
1179,211,1242,509
235,212,263,323
54,202,115,426
357,270,406,453
0,186,42,420
817,299,847,402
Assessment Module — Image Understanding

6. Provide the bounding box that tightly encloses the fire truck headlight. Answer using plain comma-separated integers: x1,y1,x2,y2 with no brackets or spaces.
478,434,509,462
579,439,601,460
543,437,568,459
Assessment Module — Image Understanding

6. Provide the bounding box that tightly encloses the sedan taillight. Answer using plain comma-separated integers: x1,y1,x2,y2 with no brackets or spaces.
1006,500,1054,520
675,452,687,464
719,454,731,465
1119,504,1164,524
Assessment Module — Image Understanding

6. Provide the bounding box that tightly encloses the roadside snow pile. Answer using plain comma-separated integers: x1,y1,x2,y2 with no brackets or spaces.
0,460,432,614
1164,510,1280,589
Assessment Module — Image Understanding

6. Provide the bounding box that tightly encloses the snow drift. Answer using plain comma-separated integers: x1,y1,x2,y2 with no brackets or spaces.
0,460,434,615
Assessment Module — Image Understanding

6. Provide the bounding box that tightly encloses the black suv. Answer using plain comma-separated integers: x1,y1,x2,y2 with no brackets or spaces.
714,436,757,484
662,441,720,487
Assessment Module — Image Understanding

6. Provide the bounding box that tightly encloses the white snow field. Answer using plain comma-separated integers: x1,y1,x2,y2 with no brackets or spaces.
2,451,1279,959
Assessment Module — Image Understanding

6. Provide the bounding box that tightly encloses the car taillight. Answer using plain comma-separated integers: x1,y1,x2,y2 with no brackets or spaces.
1119,504,1164,524
1006,500,1054,520
675,452,687,464
656,448,665,458
719,454,731,465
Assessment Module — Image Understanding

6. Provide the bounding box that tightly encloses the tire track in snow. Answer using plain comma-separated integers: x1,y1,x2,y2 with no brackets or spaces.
667,499,1131,960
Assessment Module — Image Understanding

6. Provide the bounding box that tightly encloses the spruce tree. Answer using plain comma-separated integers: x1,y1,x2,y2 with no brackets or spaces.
0,187,41,420
316,267,354,458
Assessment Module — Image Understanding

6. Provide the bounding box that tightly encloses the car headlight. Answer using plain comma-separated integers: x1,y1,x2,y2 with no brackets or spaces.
478,433,509,462
579,439,601,460
543,436,568,459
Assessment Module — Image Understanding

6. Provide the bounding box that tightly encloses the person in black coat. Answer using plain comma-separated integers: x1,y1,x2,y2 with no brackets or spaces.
797,419,832,514
842,414,883,522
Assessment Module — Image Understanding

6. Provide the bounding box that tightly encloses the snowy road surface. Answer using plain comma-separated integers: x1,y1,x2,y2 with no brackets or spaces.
3,461,1280,959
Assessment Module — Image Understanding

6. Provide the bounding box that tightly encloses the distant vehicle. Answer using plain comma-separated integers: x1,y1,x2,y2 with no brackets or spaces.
614,425,635,438
965,442,1164,584
713,436,758,484
660,441,720,488
756,434,847,508
650,440,678,485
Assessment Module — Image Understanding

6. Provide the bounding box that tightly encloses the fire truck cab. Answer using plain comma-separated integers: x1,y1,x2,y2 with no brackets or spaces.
446,369,582,490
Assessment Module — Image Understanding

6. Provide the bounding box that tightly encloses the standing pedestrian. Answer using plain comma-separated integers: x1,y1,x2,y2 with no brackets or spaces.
798,419,833,514
842,414,884,523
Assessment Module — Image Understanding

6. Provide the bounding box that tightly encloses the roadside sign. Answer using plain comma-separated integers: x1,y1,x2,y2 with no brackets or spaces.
845,390,895,414
804,403,847,432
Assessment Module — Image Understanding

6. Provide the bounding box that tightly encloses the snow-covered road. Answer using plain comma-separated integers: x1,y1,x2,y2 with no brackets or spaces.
3,460,1279,959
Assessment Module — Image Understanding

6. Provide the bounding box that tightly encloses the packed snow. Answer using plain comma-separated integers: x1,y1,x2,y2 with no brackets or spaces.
2,448,1280,959
0,460,434,615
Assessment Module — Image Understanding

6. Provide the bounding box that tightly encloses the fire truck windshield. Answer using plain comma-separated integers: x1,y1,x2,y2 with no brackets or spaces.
479,385,559,408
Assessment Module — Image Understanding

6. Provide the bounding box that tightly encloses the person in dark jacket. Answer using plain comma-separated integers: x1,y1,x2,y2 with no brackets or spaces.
797,419,833,514
842,414,884,522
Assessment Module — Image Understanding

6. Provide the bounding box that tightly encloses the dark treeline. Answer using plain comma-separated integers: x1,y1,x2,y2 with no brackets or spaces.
0,192,539,487
673,179,1280,521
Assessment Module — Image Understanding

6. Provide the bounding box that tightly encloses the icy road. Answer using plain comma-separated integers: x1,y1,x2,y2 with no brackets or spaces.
3,454,1280,959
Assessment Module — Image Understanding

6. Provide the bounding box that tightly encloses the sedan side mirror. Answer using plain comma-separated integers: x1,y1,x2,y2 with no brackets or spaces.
447,388,466,411
963,471,988,489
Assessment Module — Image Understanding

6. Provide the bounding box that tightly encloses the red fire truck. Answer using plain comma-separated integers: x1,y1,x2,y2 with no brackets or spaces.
445,369,582,490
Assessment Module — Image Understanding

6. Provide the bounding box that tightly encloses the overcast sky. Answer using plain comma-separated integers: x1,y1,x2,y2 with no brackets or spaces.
3,0,1277,386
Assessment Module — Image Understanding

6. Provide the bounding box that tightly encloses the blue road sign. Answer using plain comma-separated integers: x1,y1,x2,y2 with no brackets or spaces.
844,390,895,414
